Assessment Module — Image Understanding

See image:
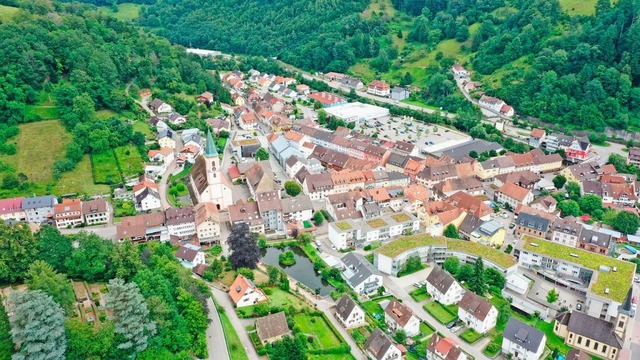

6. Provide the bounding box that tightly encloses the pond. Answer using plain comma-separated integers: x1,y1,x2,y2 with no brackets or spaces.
260,246,333,296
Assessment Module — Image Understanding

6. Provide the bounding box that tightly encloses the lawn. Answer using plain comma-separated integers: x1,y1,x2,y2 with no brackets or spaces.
91,151,122,185
132,121,155,139
309,355,356,360
4,120,72,183
397,263,425,277
401,99,439,110
294,314,344,350
536,319,573,355
460,328,483,344
409,288,431,303
114,145,144,178
100,3,142,21
218,308,249,360
423,302,457,324
0,4,19,22
419,321,435,338
95,109,119,120
53,155,111,195
236,288,309,318
559,0,597,16
24,105,59,120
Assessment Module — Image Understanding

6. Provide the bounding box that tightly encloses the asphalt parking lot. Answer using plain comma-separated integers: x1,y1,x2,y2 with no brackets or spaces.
362,117,469,151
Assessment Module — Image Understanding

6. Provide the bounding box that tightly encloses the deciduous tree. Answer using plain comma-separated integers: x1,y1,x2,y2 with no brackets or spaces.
547,288,559,304
443,224,460,239
0,222,39,283
284,181,302,197
442,257,460,275
552,174,567,189
469,258,487,295
614,211,640,235
227,223,260,270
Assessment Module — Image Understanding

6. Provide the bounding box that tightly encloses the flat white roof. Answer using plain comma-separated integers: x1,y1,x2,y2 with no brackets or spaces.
324,102,389,121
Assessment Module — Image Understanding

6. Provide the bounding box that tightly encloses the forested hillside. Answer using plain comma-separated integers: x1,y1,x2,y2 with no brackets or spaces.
0,0,229,195
138,0,386,72
135,0,640,131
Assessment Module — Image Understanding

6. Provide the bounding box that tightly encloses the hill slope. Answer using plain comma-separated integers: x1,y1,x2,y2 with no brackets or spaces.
137,0,640,132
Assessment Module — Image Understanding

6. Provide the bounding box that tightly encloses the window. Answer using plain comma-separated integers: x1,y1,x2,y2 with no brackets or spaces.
618,320,625,328
577,336,582,345
602,345,607,353
585,339,590,347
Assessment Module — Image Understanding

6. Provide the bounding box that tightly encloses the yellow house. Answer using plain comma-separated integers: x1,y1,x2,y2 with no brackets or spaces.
417,201,466,230
469,221,505,247
554,308,629,360
158,135,176,149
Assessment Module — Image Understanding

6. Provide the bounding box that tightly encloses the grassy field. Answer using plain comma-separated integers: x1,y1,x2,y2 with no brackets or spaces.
4,120,72,183
91,151,122,184
362,0,396,18
423,302,457,324
0,4,19,22
419,321,435,337
294,314,344,350
218,309,249,360
559,0,597,16
54,155,111,195
114,145,143,178
132,121,155,139
100,3,142,21
95,109,119,120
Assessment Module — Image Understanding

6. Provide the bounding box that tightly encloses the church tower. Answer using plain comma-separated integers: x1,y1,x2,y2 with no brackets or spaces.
205,129,221,184
189,129,233,210
615,287,633,338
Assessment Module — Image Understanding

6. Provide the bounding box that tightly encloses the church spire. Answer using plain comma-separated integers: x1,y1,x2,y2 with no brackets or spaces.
205,129,218,158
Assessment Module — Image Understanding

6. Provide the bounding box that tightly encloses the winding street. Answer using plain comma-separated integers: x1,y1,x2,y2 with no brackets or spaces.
211,286,261,360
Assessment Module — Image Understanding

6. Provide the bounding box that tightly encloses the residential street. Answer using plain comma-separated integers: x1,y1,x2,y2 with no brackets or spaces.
206,297,230,360
158,159,178,210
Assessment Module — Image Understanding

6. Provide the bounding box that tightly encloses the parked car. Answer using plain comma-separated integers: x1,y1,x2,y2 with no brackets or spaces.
446,321,456,329
509,223,516,229
413,283,421,288
576,303,582,311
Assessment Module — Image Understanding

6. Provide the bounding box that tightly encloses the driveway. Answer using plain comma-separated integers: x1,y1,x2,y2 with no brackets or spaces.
206,297,230,360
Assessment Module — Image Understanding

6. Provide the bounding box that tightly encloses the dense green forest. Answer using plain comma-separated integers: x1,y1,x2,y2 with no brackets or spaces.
0,0,229,191
133,0,640,131
0,223,210,359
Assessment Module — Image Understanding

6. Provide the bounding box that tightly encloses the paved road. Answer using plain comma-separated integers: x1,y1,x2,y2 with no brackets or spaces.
206,297,231,360
60,225,117,240
211,286,260,360
158,159,178,210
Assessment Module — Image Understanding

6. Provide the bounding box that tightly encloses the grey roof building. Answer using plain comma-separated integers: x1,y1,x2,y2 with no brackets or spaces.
342,253,383,295
22,195,57,210
503,318,546,355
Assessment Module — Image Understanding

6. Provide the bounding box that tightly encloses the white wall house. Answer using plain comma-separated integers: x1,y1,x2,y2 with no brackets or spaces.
458,291,498,334
176,244,206,269
334,295,366,329
228,274,268,308
384,299,420,337
502,318,546,360
426,266,465,306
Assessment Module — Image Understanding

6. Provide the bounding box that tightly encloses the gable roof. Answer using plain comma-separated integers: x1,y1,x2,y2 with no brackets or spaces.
176,244,201,262
365,328,396,360
0,197,24,215
503,318,545,353
81,198,107,214
458,291,494,321
342,253,382,288
256,312,290,342
385,298,415,327
22,195,57,210
562,311,623,348
335,294,360,320
228,274,263,304
427,334,463,360
516,212,551,232
497,182,531,202
165,206,194,226
426,266,457,295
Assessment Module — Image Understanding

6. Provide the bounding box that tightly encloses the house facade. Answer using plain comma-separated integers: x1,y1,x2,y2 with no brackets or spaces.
165,206,196,240
175,243,206,269
458,291,498,334
334,294,366,329
502,318,546,360
385,298,420,337
342,253,384,295
53,198,83,229
228,274,268,308
426,266,465,306
82,198,109,226
23,195,58,224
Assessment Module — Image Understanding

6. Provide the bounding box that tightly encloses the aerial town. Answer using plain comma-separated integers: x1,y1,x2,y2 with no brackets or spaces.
2,60,640,360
